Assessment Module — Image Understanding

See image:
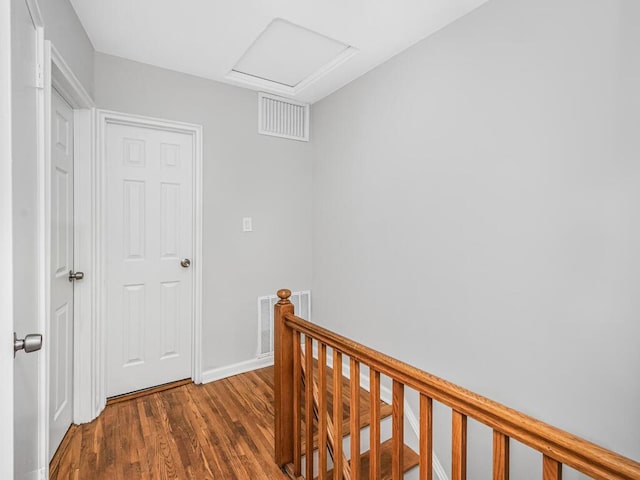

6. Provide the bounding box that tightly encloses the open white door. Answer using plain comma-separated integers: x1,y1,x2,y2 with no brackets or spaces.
49,89,75,460
0,0,15,477
9,0,46,479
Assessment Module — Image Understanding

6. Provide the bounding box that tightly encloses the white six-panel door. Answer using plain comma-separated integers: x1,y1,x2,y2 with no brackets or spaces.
105,122,194,398
49,89,74,459
10,0,44,477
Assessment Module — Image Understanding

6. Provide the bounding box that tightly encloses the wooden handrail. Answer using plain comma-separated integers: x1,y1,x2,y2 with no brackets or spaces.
283,311,640,479
274,289,640,480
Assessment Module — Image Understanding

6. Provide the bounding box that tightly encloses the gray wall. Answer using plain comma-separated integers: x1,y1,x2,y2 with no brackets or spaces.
311,0,640,476
94,53,313,372
40,0,94,95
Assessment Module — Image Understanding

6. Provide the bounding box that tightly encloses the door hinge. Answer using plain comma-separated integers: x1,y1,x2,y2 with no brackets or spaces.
36,62,44,89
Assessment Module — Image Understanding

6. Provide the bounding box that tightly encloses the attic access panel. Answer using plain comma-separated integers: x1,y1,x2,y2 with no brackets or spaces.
230,18,357,93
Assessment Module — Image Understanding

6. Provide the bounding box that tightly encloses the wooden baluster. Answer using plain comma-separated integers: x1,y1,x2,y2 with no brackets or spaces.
274,289,295,467
293,331,302,475
369,369,380,480
333,350,343,480
419,395,433,480
452,410,467,480
493,431,509,480
318,344,328,480
307,348,352,480
305,337,314,479
542,456,562,480
392,381,404,480
350,359,361,479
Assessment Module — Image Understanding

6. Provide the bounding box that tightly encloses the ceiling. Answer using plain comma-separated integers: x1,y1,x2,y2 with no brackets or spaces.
70,0,488,104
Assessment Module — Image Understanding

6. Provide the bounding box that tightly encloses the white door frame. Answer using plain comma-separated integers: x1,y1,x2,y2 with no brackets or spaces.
96,110,204,408
43,40,94,473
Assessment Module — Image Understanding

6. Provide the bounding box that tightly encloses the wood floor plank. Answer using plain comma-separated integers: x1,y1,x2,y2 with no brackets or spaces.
49,424,79,479
50,367,289,480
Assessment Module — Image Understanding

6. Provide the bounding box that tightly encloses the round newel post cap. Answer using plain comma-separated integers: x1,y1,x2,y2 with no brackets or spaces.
277,289,291,304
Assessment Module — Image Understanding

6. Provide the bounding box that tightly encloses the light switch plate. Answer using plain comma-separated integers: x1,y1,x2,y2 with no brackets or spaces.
242,217,253,232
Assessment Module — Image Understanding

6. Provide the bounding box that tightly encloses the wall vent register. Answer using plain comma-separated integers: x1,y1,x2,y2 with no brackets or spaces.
258,92,309,141
257,290,311,356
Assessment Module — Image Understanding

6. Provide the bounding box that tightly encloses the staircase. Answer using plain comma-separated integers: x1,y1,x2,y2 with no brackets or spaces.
273,288,640,480
299,359,419,479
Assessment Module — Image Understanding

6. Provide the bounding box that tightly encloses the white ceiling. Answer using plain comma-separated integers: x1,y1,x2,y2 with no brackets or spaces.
70,0,488,104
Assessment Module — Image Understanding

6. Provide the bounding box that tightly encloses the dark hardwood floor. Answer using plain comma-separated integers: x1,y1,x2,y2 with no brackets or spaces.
50,367,289,480
50,364,396,479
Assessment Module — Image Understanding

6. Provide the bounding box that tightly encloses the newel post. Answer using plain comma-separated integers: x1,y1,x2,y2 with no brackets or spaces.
274,288,295,466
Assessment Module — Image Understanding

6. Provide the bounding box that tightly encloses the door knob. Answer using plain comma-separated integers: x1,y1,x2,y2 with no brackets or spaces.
180,258,191,268
14,332,43,357
69,270,84,282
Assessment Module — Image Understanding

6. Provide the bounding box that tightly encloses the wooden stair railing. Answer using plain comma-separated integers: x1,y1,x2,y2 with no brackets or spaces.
300,349,352,480
274,289,640,480
294,335,418,480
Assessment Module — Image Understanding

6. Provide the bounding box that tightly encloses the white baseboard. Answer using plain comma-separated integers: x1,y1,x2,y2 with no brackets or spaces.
201,354,274,384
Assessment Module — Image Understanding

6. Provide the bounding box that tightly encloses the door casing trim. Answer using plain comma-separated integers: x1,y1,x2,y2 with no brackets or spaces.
95,109,204,414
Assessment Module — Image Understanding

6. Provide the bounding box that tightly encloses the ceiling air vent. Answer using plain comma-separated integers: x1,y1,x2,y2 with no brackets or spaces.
258,92,309,142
